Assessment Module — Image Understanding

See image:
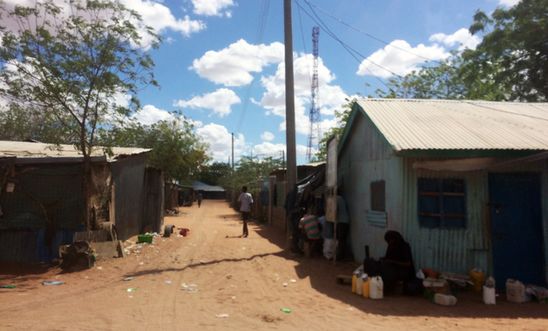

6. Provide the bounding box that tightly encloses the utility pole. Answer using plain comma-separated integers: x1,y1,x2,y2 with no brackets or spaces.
231,132,235,170
284,0,297,192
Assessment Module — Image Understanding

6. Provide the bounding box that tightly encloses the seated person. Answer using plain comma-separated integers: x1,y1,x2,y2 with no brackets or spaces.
364,230,415,294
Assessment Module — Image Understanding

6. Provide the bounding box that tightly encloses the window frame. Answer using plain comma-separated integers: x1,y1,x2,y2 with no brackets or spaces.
417,177,467,229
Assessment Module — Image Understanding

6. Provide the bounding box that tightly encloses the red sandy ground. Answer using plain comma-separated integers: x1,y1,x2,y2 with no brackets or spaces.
0,200,547,330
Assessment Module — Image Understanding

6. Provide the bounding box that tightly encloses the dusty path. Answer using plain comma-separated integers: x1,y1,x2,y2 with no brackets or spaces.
1,200,547,330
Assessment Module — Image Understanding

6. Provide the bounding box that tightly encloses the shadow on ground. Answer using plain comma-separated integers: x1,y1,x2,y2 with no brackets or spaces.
252,222,548,320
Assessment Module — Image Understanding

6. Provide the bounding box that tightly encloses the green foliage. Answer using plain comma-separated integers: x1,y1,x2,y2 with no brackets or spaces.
101,119,210,182
0,0,159,156
462,0,548,101
376,56,466,99
198,162,232,186
220,156,284,191
376,0,547,102
314,98,356,161
0,104,73,142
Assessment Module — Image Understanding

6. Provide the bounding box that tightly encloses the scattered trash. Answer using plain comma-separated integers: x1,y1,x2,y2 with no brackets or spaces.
282,282,288,287
289,279,297,283
280,308,292,314
137,233,153,244
42,280,65,286
97,266,103,270
231,296,236,300
215,313,229,318
433,293,458,306
0,284,16,289
181,283,199,293
526,285,548,303
126,288,137,293
123,277,135,281
139,262,144,266
179,228,190,237
165,280,172,285
59,241,95,271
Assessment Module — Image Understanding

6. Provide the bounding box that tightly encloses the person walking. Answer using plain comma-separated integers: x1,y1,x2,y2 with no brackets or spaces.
237,186,253,238
197,191,203,208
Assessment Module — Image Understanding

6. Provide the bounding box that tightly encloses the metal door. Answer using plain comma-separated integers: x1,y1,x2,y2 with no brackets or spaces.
488,173,545,286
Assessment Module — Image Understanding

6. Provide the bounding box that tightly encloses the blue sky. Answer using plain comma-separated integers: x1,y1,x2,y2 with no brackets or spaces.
6,0,521,164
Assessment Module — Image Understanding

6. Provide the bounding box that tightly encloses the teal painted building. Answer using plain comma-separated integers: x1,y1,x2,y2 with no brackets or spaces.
337,99,548,286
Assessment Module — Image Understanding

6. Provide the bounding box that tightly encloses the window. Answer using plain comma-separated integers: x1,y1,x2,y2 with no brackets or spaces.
370,180,385,212
368,180,387,227
417,178,466,228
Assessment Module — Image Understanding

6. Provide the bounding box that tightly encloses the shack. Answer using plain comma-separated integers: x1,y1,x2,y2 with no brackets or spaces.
0,141,164,263
192,181,225,199
337,99,548,286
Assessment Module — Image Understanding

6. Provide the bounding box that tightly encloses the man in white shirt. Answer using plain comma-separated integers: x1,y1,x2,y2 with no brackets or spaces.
237,186,253,238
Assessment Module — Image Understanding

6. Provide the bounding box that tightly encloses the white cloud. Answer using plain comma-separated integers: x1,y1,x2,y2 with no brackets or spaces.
261,131,275,142
259,54,348,136
197,123,245,162
121,0,205,40
498,0,521,7
132,104,175,125
190,39,284,86
429,28,481,51
192,0,234,17
174,88,241,117
357,40,450,78
1,1,205,50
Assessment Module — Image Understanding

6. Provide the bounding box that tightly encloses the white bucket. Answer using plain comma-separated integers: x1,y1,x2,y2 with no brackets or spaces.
483,286,496,305
369,276,384,299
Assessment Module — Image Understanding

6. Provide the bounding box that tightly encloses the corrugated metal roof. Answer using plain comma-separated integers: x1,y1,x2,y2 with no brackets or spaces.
0,140,150,161
192,181,225,192
355,99,548,151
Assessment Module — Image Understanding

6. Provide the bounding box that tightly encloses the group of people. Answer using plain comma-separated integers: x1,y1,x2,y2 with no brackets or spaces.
235,185,416,294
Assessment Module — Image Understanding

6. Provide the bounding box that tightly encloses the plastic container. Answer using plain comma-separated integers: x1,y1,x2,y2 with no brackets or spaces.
356,274,364,295
483,285,496,304
506,279,530,303
352,272,358,293
369,276,384,299
137,234,153,244
362,275,370,298
434,293,457,306
469,269,485,292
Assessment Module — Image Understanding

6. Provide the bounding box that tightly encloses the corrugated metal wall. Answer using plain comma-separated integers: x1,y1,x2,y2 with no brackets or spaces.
0,164,84,230
340,111,548,279
111,154,147,240
401,162,490,274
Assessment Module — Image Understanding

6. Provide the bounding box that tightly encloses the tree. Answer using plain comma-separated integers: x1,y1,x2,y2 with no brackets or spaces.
462,0,548,101
314,99,356,161
198,162,232,186
376,56,467,100
0,104,74,142
102,119,210,182
0,0,159,228
220,156,284,191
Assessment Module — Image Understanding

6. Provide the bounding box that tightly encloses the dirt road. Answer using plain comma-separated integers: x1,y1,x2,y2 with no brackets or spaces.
1,200,547,330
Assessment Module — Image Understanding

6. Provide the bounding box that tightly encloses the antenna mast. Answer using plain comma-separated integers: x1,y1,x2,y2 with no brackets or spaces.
307,26,320,161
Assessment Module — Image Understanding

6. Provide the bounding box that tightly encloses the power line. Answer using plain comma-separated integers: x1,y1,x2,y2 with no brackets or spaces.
294,0,398,91
301,0,442,64
233,0,271,134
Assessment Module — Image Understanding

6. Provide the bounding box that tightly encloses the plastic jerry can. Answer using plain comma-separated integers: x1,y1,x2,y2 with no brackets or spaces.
356,274,364,295
482,285,496,305
352,271,359,293
434,293,457,306
506,279,529,303
469,269,485,292
362,275,370,298
369,276,383,299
